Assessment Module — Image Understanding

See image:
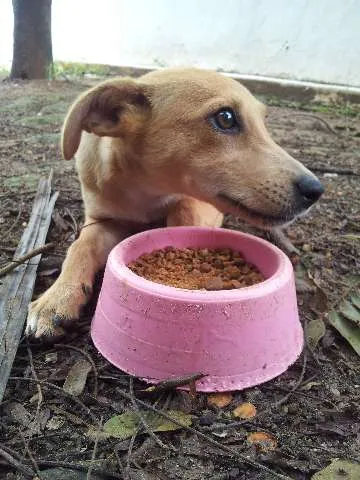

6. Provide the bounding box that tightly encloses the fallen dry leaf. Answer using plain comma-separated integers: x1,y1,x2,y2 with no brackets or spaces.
306,318,326,350
233,402,257,419
207,392,233,408
247,431,277,451
312,458,360,479
103,410,192,439
300,381,321,391
328,311,360,356
63,359,92,396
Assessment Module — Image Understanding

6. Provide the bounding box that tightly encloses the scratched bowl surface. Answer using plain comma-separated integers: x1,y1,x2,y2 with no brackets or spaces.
91,227,303,392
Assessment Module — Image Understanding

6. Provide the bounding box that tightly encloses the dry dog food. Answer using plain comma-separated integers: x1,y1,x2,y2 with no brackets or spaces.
127,247,264,290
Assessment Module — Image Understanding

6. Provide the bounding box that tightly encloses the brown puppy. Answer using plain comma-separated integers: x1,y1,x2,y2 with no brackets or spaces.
26,68,323,338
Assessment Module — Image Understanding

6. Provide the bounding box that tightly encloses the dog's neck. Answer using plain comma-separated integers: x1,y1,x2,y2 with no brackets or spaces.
83,184,182,224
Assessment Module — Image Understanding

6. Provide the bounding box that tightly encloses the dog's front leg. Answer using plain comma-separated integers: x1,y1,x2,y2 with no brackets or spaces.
167,197,223,228
268,227,300,256
26,219,126,338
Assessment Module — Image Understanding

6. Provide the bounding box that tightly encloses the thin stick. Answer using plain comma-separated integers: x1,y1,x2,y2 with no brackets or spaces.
129,377,172,451
114,445,127,479
143,372,206,392
0,446,35,478
289,112,339,135
125,428,139,479
19,430,43,479
115,387,293,479
87,416,103,480
8,376,98,423
2,459,124,479
310,165,358,176
26,341,43,419
64,206,79,236
3,201,23,239
0,246,17,253
54,344,98,398
0,242,55,277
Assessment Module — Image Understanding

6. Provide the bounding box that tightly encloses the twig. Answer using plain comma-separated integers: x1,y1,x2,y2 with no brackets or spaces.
143,372,206,392
114,387,293,479
303,318,321,367
309,165,359,176
3,201,23,239
8,376,98,423
87,416,103,480
54,344,98,397
0,446,35,478
4,459,124,479
64,206,79,236
129,377,172,451
125,428,139,479
114,444,127,479
273,351,308,406
0,242,55,277
0,246,17,253
289,112,338,135
26,340,43,419
19,430,43,479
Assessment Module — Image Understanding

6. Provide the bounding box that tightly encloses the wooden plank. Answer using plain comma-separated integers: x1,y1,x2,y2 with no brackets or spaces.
0,171,58,402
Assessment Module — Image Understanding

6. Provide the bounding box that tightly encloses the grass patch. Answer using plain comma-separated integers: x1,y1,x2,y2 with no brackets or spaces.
18,113,64,127
4,173,40,189
262,95,360,118
54,61,116,78
26,133,60,144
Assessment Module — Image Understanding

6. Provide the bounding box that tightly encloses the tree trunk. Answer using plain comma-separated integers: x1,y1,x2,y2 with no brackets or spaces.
10,0,53,80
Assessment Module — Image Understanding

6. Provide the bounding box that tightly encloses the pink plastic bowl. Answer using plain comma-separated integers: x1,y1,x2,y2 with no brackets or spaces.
91,227,303,392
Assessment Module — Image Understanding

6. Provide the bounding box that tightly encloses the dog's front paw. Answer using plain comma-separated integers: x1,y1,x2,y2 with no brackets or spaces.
26,282,92,339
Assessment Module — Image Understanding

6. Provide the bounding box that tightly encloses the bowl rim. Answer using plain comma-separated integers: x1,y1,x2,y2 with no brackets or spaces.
108,226,294,303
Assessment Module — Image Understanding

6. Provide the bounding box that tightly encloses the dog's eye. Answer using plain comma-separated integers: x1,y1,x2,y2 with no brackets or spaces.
210,108,240,133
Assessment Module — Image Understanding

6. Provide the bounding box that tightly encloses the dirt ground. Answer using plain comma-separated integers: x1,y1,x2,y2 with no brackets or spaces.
0,73,359,480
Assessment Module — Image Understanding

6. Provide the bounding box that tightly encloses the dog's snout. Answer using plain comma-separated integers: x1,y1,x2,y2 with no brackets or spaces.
295,175,324,205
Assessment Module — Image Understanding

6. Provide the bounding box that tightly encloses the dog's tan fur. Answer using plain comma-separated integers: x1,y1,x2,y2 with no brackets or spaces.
27,68,321,338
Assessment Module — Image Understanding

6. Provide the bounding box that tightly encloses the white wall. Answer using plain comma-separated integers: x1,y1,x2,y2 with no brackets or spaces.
1,0,360,86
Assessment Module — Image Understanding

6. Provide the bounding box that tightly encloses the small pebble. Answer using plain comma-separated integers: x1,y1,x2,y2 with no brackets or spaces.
302,243,312,252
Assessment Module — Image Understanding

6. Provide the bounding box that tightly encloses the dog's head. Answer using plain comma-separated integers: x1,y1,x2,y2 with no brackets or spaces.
62,68,323,229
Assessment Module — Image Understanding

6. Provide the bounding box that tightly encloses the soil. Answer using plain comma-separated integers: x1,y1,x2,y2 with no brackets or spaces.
0,72,359,480
127,247,264,290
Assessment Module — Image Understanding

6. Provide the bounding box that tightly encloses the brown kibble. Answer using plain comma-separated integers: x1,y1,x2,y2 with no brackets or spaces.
213,258,224,269
247,432,277,451
233,402,257,419
199,262,212,273
127,246,264,290
224,266,241,279
234,258,245,267
222,280,233,290
204,277,225,291
208,392,233,408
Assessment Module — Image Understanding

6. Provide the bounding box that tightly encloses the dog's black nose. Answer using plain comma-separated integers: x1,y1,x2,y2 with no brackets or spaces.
295,175,324,204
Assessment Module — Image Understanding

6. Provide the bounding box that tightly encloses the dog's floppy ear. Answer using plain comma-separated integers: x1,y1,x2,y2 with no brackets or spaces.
61,79,149,160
